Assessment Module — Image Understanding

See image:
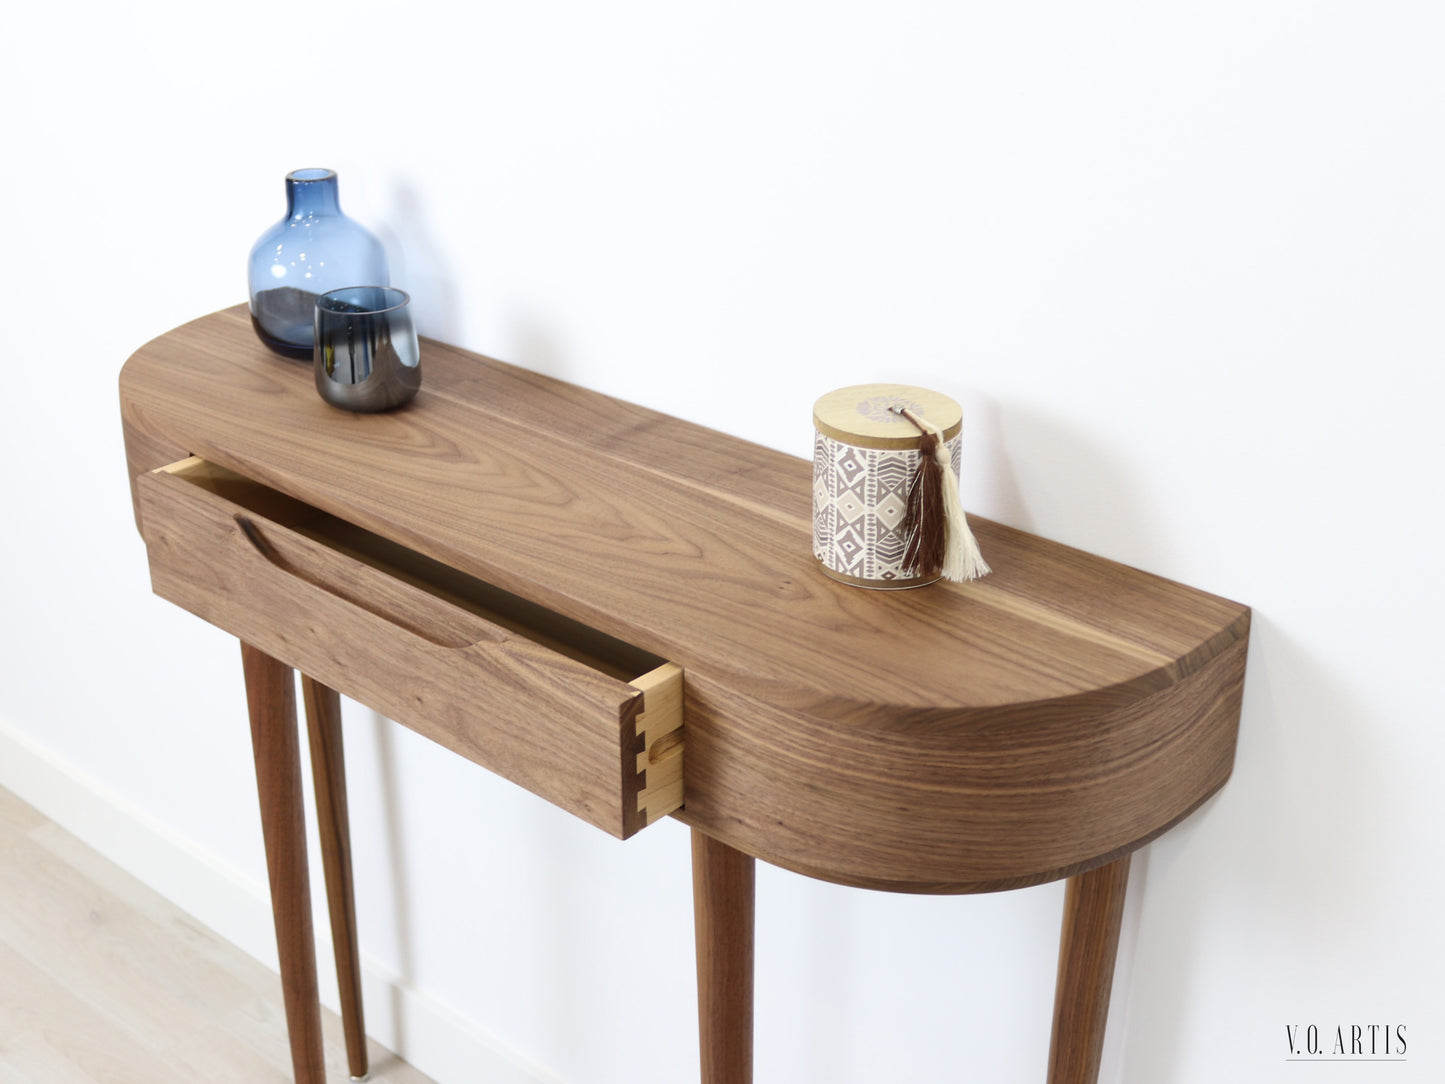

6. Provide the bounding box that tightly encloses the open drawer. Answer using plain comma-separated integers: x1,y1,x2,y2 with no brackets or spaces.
137,457,683,839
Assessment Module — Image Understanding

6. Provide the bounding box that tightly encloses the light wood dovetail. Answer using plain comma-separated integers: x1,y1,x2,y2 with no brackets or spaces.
634,663,685,826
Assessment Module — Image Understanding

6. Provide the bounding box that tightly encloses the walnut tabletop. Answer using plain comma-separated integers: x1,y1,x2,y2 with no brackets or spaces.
121,306,1249,1084
120,305,1249,894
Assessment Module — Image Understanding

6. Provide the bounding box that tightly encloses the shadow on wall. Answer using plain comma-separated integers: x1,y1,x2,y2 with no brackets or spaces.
953,390,1030,532
798,881,858,1084
946,384,1239,1079
376,180,577,384
1116,615,1380,1079
378,182,462,347
498,308,577,384
360,702,611,1074
367,708,416,1054
962,395,1171,575
516,791,595,1062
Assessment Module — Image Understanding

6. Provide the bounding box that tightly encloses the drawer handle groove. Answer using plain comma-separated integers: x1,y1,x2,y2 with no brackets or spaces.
234,514,494,649
235,512,281,562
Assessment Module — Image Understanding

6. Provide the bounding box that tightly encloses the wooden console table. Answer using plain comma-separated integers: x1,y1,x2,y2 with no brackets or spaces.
120,306,1249,1084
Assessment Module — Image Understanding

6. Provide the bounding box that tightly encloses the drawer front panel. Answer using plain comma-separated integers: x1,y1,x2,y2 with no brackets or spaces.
138,458,682,839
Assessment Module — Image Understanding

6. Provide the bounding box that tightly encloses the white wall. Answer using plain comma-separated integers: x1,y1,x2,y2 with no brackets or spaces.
3,2,1441,1081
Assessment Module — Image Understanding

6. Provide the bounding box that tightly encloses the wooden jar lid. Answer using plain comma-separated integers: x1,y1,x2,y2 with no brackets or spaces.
812,384,962,449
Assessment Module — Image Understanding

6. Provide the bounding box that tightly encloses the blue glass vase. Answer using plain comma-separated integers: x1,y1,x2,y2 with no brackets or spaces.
247,168,390,359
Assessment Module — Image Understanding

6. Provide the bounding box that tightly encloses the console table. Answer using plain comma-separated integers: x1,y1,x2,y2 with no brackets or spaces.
119,306,1249,1084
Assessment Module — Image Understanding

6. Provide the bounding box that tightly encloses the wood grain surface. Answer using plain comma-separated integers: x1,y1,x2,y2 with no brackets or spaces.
301,676,368,1080
241,644,325,1084
1047,855,1132,1084
692,830,755,1084
139,460,676,840
121,306,1251,890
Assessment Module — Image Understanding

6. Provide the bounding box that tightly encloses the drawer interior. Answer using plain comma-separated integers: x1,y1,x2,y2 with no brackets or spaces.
158,457,666,683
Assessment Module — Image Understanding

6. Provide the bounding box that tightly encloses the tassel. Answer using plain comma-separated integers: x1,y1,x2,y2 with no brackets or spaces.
901,430,946,578
897,407,990,582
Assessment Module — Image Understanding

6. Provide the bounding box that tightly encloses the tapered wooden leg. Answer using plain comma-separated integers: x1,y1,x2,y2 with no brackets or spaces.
1047,854,1132,1084
303,675,369,1080
242,643,325,1084
692,829,755,1084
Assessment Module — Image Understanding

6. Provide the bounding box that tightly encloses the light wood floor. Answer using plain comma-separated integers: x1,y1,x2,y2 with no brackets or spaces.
0,785,436,1084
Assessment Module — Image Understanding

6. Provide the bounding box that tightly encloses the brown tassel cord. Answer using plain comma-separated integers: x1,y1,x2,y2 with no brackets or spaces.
900,429,946,579
894,405,991,582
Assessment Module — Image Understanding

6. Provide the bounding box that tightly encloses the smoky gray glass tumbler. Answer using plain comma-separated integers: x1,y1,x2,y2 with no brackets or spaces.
314,286,420,412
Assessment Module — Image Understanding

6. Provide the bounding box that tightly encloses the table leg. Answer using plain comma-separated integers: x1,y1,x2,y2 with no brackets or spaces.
1046,854,1132,1084
242,643,326,1084
303,675,369,1081
691,829,755,1084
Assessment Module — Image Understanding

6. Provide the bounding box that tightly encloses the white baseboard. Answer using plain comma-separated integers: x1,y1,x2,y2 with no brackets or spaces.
0,716,559,1084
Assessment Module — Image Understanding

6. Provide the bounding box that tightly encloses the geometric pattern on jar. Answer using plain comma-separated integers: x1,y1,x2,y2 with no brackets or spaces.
812,430,961,584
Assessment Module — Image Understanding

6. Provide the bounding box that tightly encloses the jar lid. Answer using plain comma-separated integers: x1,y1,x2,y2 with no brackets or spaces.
813,384,963,449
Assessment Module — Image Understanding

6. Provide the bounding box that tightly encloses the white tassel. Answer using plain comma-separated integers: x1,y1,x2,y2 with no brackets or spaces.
903,410,990,582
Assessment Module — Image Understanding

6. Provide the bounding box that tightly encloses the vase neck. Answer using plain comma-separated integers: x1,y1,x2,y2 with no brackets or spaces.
285,169,342,218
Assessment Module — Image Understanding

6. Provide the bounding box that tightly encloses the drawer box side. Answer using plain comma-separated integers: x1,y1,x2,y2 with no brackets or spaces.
138,458,685,840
